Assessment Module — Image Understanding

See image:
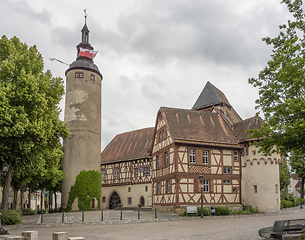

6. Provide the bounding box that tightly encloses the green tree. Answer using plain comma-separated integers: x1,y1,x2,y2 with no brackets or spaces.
0,35,69,209
248,0,305,156
279,160,291,199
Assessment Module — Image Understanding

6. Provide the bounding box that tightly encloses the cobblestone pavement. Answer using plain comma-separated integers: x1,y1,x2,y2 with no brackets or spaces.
4,207,305,240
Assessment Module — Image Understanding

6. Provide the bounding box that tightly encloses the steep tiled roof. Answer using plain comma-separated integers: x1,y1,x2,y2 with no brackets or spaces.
291,173,299,180
233,116,263,142
192,81,231,110
101,127,154,164
161,107,240,147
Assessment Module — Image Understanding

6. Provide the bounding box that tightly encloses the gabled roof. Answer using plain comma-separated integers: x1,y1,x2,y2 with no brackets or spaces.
233,116,263,142
101,127,154,164
192,81,231,110
160,107,240,147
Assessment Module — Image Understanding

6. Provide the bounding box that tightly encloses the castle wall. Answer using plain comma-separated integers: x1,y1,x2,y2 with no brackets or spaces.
241,145,281,212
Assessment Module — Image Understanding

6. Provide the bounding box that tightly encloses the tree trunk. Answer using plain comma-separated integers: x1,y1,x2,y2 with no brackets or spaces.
54,193,57,209
28,185,31,209
40,191,43,211
1,167,12,210
12,188,18,209
49,191,51,210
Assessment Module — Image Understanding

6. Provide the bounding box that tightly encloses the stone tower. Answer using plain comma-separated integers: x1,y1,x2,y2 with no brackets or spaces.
61,16,103,210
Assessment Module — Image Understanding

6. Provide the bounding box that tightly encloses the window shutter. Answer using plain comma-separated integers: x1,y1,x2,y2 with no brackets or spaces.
196,150,202,164
194,179,199,193
210,180,214,193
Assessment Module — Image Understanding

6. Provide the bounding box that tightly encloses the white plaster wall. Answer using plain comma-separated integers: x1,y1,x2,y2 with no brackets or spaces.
101,184,152,209
241,145,281,212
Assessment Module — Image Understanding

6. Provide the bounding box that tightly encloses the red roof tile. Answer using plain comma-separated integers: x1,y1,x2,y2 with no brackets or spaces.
101,127,154,164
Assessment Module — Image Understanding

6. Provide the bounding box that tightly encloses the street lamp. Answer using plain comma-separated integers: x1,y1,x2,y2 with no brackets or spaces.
199,174,204,218
299,178,304,209
0,162,9,176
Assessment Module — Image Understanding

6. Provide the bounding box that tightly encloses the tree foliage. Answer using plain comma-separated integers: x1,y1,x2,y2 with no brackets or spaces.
248,0,305,156
290,151,305,178
0,35,69,209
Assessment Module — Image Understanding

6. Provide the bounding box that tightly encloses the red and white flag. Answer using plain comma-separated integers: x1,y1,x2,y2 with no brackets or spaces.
79,48,98,58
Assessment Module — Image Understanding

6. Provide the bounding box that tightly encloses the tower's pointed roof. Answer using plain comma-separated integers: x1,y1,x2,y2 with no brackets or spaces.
192,81,231,110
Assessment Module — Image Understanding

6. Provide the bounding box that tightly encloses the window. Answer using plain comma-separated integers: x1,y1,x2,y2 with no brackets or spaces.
166,180,171,193
233,188,237,193
162,130,165,140
157,182,161,194
254,185,257,193
128,187,131,192
224,167,232,174
156,156,160,168
203,150,209,164
203,180,210,192
252,150,256,155
90,74,95,81
159,132,162,142
145,186,148,192
114,167,120,179
75,72,83,78
128,197,132,205
144,166,150,176
275,184,278,193
190,149,196,163
102,196,106,203
223,180,231,184
135,168,138,178
101,169,105,181
165,152,169,166
234,151,238,161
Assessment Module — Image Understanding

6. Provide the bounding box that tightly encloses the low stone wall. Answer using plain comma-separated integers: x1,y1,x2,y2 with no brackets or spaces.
0,231,85,240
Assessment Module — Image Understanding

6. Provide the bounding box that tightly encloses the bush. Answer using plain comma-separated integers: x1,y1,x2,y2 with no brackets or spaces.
232,210,252,215
1,209,22,225
215,206,231,216
22,208,37,215
281,200,293,209
48,208,56,213
243,205,259,213
197,207,210,216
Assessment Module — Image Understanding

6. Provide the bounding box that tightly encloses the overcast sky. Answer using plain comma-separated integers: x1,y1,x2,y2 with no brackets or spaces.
1,0,294,151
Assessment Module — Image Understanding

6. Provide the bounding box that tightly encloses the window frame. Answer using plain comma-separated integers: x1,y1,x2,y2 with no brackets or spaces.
166,180,171,194
75,72,84,78
128,197,132,205
101,169,106,181
157,182,161,194
203,150,209,164
190,149,196,164
223,167,232,174
156,156,160,169
165,151,169,166
234,151,238,161
114,167,120,179
203,180,210,192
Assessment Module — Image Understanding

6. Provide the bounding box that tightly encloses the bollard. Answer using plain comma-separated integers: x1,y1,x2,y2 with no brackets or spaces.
62,210,65,223
155,208,157,219
41,211,43,223
101,209,103,221
138,208,140,219
82,210,84,222
120,209,122,220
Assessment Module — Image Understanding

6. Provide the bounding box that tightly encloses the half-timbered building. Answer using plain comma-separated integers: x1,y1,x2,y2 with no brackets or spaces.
101,127,154,209
101,81,282,213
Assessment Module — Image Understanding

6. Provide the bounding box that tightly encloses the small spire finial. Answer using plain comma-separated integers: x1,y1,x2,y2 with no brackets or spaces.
84,9,87,23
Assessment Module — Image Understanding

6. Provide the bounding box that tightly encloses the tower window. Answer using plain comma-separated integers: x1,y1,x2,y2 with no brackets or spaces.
91,74,95,81
75,72,83,78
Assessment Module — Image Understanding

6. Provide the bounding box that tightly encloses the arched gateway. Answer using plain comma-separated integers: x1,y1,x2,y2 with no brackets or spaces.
109,192,121,209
